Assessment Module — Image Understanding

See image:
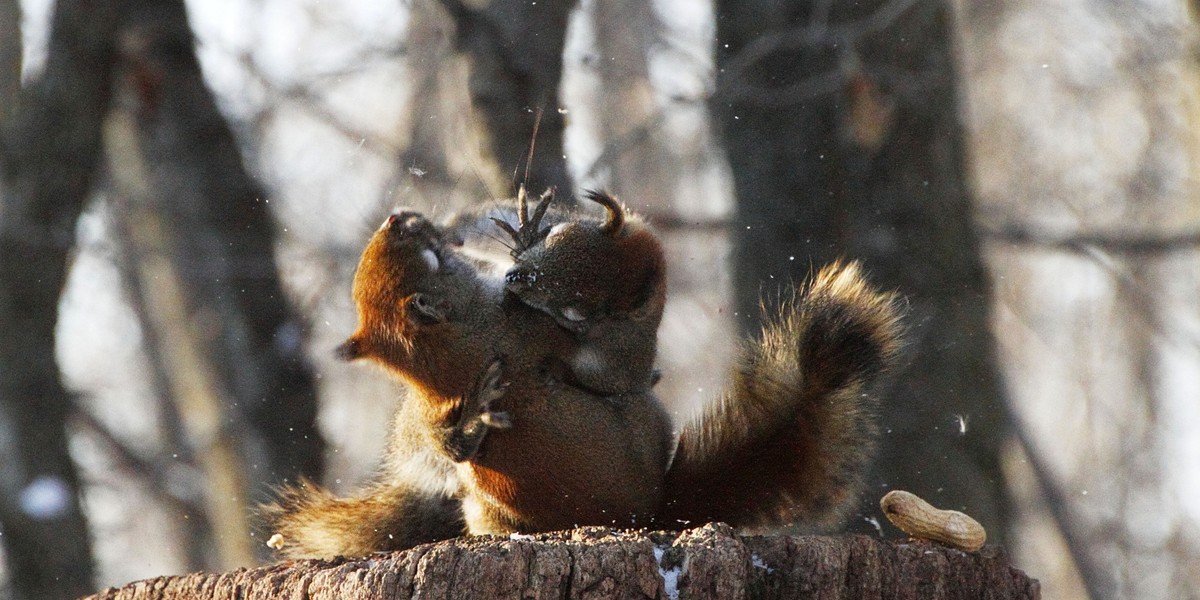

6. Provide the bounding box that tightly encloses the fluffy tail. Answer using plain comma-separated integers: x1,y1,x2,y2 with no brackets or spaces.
259,479,464,560
660,261,903,531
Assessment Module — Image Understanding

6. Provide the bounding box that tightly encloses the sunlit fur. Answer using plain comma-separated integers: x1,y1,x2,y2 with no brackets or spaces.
260,375,465,560
265,206,902,558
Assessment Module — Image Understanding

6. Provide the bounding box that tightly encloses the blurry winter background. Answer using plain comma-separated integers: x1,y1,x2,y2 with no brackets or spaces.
1,1,1198,599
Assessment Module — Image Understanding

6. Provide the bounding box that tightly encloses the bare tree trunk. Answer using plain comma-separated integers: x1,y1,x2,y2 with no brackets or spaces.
436,0,577,195
103,116,213,568
0,0,20,122
711,0,1011,542
590,0,673,203
956,1,1200,598
0,1,121,597
85,525,1040,600
399,0,500,211
105,101,251,570
106,0,326,565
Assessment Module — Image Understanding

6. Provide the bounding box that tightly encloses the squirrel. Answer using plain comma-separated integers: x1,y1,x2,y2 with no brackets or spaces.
438,187,664,396
263,211,672,559
264,199,903,558
495,188,665,397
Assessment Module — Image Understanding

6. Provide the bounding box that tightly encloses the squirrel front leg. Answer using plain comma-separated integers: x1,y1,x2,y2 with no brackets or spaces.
435,359,512,463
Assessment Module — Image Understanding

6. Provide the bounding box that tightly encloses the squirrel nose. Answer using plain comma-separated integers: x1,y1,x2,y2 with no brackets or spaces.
381,211,424,234
505,267,536,290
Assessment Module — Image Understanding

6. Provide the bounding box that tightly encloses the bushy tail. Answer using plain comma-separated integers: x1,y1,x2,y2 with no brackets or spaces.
660,261,903,531
259,479,464,560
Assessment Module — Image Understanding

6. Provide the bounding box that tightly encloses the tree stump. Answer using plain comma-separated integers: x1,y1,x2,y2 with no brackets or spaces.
86,523,1039,600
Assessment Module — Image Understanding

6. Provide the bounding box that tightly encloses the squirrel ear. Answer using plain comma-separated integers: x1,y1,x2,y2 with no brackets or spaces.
619,229,666,319
583,189,625,237
335,337,367,361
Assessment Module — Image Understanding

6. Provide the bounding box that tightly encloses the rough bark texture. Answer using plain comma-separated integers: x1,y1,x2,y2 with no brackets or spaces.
712,0,1011,543
87,525,1038,600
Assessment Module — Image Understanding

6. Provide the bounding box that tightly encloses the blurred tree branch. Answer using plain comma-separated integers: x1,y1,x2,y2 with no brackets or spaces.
238,54,403,157
716,0,919,107
70,406,205,521
0,0,331,588
982,222,1200,256
958,1,1200,597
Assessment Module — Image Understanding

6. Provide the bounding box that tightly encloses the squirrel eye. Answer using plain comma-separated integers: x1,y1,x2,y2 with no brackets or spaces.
420,248,440,272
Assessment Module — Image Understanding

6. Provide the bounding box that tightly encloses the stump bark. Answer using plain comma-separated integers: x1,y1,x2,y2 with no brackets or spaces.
87,524,1039,600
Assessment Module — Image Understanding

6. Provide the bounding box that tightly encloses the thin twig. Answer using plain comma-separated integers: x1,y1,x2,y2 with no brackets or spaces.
982,221,1200,255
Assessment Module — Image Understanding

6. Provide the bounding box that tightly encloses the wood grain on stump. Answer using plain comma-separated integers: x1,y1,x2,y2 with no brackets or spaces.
87,524,1039,600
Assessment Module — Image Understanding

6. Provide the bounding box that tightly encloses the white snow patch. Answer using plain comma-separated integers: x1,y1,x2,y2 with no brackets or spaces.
864,515,883,537
654,545,682,600
750,553,775,574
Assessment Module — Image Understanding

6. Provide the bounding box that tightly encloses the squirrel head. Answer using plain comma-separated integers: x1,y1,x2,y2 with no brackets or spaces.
504,190,666,334
336,211,455,363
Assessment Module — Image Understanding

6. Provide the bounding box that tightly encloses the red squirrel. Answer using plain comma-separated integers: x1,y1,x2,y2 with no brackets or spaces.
496,188,664,397
264,200,902,558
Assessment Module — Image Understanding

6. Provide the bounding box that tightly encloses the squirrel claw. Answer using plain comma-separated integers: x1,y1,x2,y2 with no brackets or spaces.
491,216,520,241
476,360,508,414
480,410,512,429
528,187,555,231
498,186,557,255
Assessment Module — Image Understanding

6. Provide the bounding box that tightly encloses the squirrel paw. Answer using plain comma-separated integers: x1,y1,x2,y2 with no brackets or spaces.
475,360,512,429
492,186,556,254
443,361,512,462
